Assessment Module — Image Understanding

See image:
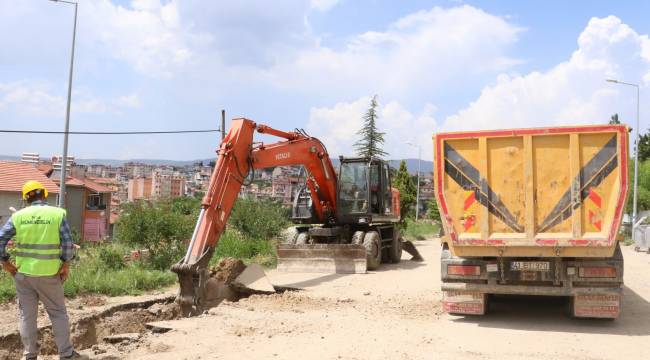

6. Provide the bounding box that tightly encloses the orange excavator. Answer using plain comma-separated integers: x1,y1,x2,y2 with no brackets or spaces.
172,118,422,315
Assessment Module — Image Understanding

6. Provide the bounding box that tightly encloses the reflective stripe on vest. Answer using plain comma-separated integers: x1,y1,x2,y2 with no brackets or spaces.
11,205,66,276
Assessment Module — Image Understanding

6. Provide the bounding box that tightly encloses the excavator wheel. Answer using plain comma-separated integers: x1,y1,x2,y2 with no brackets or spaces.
381,248,391,263
295,232,311,245
389,231,403,263
363,231,382,270
351,231,365,245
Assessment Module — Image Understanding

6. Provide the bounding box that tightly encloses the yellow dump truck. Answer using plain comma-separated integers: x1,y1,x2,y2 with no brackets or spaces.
434,125,628,318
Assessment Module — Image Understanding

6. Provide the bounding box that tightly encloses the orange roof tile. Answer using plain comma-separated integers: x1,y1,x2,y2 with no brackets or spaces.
0,161,60,194
52,176,112,193
36,164,53,176
54,177,85,186
86,176,117,185
83,178,113,193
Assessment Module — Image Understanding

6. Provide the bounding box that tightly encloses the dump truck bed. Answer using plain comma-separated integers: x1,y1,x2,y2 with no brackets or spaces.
434,125,629,258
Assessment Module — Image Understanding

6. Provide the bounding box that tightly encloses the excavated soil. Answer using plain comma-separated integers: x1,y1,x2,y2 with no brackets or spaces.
210,258,247,284
0,257,254,359
0,298,179,360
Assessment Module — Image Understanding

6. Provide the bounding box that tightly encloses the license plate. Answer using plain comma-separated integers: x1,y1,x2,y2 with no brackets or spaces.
510,261,550,272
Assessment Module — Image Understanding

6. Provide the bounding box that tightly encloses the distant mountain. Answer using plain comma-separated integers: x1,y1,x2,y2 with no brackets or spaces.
74,158,214,167
329,157,432,175
0,155,20,161
388,158,433,174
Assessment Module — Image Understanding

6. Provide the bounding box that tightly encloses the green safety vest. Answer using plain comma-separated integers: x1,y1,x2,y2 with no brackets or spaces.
11,205,65,276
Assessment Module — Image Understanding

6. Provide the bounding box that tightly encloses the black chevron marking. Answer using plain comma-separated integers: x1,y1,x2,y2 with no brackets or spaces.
444,143,524,233
538,135,618,232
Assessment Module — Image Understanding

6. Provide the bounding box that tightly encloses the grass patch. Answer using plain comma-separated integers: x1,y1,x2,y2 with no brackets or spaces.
402,219,441,241
0,243,176,304
212,229,278,268
0,273,16,303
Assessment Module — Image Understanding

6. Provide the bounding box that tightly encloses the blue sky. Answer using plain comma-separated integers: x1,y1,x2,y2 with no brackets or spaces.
1,0,648,161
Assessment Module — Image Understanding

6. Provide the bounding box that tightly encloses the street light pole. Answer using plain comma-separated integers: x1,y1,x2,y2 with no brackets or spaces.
50,0,78,209
606,79,641,240
406,142,421,220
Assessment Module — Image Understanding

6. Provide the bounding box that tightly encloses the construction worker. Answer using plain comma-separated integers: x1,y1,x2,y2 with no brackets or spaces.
0,181,88,360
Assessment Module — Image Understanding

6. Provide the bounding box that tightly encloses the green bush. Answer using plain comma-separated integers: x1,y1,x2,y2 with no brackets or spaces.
402,219,440,240
116,198,199,270
214,229,277,267
229,197,290,239
116,196,289,271
98,244,126,270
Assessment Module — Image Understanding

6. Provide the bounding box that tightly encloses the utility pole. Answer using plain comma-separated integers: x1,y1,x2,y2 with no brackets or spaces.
406,142,421,220
607,79,640,242
50,0,78,209
221,109,226,141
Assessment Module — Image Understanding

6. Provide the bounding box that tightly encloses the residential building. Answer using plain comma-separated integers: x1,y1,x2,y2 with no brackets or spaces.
52,176,112,242
127,177,152,201
151,169,186,199
0,161,60,225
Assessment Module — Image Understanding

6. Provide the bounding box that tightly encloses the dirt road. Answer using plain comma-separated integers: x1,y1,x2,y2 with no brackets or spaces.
116,240,650,360
2,239,649,359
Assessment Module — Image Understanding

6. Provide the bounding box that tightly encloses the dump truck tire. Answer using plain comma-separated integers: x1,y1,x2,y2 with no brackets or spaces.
390,232,403,263
296,232,310,245
363,231,381,270
351,231,365,245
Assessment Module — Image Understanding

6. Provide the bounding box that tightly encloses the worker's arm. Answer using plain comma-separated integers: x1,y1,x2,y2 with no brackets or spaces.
0,218,17,276
58,218,75,281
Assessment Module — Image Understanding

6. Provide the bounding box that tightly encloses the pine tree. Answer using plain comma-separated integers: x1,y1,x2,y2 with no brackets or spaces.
354,95,388,158
427,196,441,223
393,160,416,220
609,113,620,124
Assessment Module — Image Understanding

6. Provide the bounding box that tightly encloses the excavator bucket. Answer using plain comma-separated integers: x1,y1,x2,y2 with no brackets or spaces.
276,244,367,274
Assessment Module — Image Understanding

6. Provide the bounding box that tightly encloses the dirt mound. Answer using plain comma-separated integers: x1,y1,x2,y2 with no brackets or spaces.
210,257,247,284
0,298,179,360
238,292,335,311
80,294,107,307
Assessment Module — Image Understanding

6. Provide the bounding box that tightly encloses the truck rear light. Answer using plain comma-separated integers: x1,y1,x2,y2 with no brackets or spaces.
579,267,617,278
447,265,480,276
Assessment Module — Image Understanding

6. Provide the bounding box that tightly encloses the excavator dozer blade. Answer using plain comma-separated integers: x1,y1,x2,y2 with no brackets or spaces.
276,244,367,274
401,240,424,261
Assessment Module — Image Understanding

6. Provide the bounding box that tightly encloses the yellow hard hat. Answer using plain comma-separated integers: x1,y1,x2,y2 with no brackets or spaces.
22,180,48,200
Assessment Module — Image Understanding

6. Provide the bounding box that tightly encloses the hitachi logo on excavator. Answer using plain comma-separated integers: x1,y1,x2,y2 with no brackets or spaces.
275,152,291,160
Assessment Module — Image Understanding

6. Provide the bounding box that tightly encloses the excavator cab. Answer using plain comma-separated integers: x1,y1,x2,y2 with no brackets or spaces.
278,157,408,274
336,157,400,224
291,157,400,225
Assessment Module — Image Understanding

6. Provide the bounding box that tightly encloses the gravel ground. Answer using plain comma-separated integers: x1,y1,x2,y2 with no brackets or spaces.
118,240,650,360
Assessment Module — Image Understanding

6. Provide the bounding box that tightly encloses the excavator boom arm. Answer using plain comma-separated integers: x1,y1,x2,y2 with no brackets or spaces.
172,118,337,315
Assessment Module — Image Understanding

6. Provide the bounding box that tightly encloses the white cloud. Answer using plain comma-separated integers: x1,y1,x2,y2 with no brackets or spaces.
78,0,207,78
307,96,437,159
115,94,142,109
310,0,341,12
272,5,523,104
0,81,141,117
444,16,650,131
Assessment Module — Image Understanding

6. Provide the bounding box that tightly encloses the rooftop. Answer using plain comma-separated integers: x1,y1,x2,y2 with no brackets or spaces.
52,176,113,193
0,161,60,194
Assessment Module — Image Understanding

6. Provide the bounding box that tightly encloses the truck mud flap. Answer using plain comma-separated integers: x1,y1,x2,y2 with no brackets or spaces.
442,290,486,315
276,244,367,274
572,293,621,319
